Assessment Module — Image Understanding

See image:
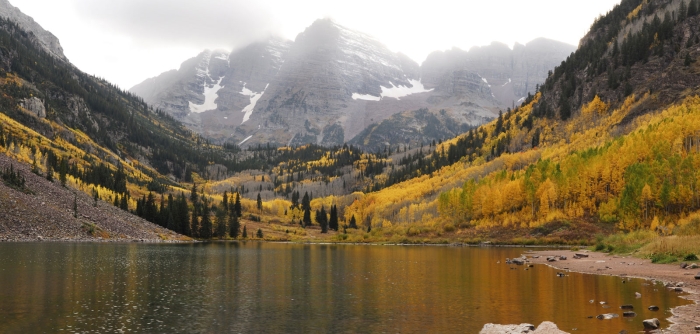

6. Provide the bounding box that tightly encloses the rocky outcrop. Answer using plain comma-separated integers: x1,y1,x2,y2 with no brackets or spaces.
19,97,45,118
0,0,67,62
421,38,576,109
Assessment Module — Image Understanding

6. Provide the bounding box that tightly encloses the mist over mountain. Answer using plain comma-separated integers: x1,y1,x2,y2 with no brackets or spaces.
130,19,574,149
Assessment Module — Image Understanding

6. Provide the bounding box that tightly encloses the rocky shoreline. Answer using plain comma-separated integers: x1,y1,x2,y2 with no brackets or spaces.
527,250,700,334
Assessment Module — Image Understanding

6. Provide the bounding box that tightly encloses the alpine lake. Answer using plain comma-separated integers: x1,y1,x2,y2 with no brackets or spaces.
0,242,690,333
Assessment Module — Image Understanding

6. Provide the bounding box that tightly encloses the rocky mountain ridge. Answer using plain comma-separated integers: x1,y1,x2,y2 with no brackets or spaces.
0,0,67,62
131,19,575,148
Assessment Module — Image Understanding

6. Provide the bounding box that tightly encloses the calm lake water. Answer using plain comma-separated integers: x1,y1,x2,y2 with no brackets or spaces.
0,242,689,333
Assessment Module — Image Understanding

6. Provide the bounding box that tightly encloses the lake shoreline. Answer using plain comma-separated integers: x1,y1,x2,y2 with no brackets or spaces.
529,250,700,334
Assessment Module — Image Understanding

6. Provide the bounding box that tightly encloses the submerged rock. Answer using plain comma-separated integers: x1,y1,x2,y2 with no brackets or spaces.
622,311,636,317
648,305,660,311
596,313,619,320
620,304,633,310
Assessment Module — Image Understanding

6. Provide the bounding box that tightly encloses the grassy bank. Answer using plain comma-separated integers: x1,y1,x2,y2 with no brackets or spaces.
594,231,700,264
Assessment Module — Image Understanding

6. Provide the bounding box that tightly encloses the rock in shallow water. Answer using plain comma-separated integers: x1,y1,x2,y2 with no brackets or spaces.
479,321,566,334
642,318,660,330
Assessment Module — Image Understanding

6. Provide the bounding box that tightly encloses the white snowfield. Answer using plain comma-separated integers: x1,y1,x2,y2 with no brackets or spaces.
352,79,433,102
239,135,253,145
240,83,269,124
189,76,224,113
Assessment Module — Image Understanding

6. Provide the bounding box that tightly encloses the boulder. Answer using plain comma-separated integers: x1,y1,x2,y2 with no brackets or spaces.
680,262,688,269
479,323,535,334
574,253,589,258
648,305,659,311
695,272,700,280
689,263,699,269
559,256,567,260
512,258,525,265
19,97,46,118
547,257,557,262
479,321,566,334
642,318,660,330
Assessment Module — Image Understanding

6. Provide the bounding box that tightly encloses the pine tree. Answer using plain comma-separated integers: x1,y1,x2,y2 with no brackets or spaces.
46,165,53,182
216,206,228,239
200,197,212,239
222,191,228,212
242,225,248,238
59,159,67,187
234,192,242,217
120,194,129,211
318,206,328,234
256,228,263,239
349,215,358,229
113,194,119,207
229,210,240,238
93,188,99,207
256,193,262,212
73,193,78,218
329,205,338,231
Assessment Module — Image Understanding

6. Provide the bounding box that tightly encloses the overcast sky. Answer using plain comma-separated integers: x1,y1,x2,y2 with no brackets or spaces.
10,0,621,89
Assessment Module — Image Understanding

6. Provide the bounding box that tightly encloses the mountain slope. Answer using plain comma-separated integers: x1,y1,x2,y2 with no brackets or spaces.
334,0,700,243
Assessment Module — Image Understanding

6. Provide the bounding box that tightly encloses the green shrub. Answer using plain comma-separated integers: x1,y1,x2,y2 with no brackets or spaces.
650,253,677,264
684,253,698,261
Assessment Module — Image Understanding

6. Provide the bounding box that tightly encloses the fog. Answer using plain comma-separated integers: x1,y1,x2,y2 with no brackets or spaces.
10,0,621,89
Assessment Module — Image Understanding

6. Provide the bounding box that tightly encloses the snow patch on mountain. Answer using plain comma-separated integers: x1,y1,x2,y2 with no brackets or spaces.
189,76,224,113
239,135,253,145
240,83,269,124
352,93,381,101
352,79,432,102
380,79,432,100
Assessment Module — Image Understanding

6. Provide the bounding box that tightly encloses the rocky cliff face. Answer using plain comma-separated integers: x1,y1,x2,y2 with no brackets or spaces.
0,0,67,62
130,19,574,148
422,38,576,109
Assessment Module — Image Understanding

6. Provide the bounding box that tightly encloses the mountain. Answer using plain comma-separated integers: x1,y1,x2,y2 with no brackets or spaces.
338,0,700,244
0,0,66,61
130,19,574,149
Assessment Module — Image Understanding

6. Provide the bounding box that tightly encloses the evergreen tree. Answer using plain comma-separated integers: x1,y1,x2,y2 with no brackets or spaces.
59,159,67,187
222,191,228,211
216,206,228,238
73,193,78,218
113,194,119,207
199,197,212,239
256,228,263,239
329,205,338,231
93,188,99,207
234,192,242,217
303,208,311,227
349,215,358,229
46,165,53,182
229,210,240,238
318,207,328,233
242,225,248,238
256,193,263,212
120,194,129,211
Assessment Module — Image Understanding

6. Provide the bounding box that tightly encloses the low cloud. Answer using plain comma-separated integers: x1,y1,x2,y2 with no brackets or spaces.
73,0,278,50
